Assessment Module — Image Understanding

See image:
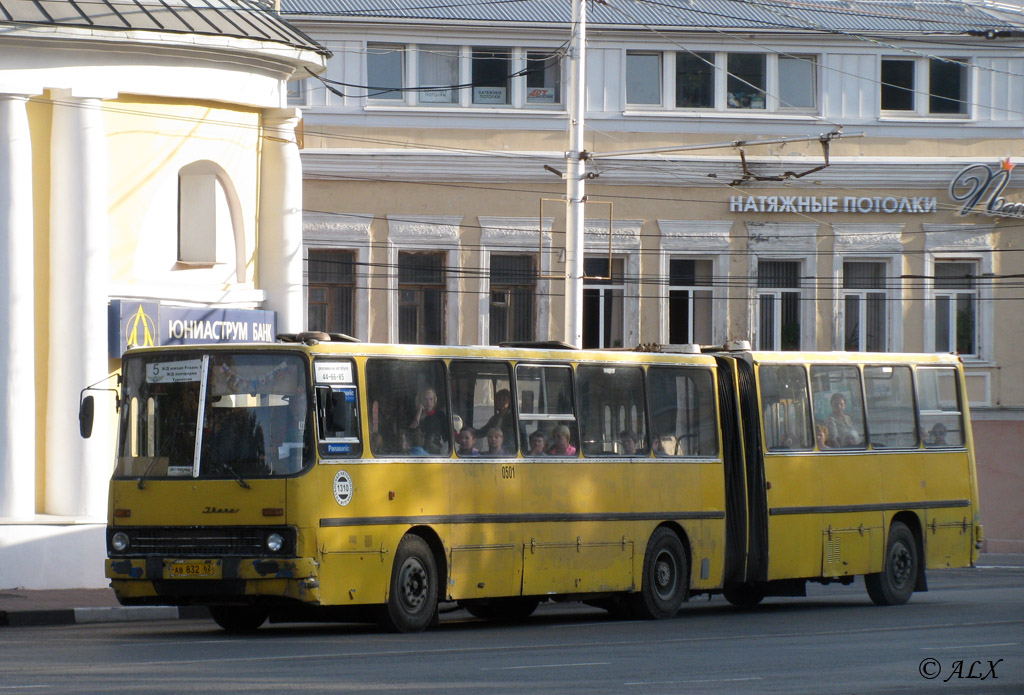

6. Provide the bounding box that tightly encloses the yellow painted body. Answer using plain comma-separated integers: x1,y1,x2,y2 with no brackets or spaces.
105,344,979,613
752,352,980,583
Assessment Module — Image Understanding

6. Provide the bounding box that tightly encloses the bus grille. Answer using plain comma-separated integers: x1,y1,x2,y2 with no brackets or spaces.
108,526,289,557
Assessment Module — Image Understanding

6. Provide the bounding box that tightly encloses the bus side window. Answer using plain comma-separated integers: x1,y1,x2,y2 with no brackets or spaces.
449,360,517,457
917,367,964,448
864,365,918,449
516,364,578,457
647,366,718,457
809,365,866,450
577,365,646,456
366,358,450,456
758,365,812,451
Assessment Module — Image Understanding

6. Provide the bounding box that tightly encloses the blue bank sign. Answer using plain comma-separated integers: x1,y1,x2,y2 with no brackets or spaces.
109,300,277,358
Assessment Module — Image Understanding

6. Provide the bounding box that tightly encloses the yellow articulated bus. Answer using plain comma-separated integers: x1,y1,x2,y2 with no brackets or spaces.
81,336,981,632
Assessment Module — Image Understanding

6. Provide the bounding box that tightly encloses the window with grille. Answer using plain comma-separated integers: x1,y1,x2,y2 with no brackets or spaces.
757,260,801,351
843,261,887,352
489,254,536,345
307,250,356,336
398,252,445,345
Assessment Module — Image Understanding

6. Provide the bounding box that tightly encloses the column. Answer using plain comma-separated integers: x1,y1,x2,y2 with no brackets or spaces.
46,92,111,519
0,94,35,518
259,108,304,334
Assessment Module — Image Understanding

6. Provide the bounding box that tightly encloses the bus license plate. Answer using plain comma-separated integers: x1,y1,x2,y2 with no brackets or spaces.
166,560,220,579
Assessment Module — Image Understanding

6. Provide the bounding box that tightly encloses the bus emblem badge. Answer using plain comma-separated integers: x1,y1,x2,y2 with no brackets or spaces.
333,470,353,507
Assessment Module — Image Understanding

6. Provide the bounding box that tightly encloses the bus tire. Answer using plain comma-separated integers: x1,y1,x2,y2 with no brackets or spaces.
722,583,766,608
381,534,438,633
866,521,918,606
209,605,268,633
627,527,688,620
461,597,540,622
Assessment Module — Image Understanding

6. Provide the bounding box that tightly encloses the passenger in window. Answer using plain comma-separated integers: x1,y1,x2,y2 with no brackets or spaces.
815,424,832,450
548,425,577,456
825,393,859,447
929,422,948,446
482,428,511,457
399,428,430,456
410,387,448,452
456,427,481,457
481,389,516,445
527,430,547,456
653,434,676,456
620,431,639,455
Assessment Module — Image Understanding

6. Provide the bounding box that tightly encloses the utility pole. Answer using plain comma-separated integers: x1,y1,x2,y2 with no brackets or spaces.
564,0,587,349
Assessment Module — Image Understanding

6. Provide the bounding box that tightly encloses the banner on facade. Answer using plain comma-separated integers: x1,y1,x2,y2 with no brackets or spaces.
729,195,938,214
108,300,277,359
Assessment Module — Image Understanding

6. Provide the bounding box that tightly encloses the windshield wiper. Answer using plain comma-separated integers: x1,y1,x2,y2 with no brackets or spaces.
215,461,251,489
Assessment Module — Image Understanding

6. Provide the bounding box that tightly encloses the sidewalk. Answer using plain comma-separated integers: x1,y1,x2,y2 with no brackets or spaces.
1,554,1020,628
0,588,208,627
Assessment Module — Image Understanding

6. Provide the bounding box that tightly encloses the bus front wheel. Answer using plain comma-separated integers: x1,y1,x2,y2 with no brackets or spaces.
209,605,269,633
866,521,918,606
627,527,688,620
381,534,438,632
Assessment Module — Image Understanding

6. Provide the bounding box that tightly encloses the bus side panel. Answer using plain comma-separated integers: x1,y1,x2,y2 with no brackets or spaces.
921,451,976,569
519,460,635,596
314,461,450,606
817,452,883,578
447,459,522,600
763,455,823,581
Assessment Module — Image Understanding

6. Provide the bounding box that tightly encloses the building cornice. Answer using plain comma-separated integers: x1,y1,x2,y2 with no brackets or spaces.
301,150,1024,190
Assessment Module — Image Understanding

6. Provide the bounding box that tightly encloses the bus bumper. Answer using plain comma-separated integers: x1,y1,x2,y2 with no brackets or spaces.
106,557,321,605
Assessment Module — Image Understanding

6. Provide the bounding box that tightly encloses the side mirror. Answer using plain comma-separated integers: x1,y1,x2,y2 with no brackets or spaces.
79,395,95,439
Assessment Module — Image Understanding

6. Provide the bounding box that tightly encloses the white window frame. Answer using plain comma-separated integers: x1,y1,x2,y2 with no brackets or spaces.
879,56,971,118
583,256,626,349
303,213,372,342
478,217,553,345
657,220,732,345
386,215,463,345
629,50,820,114
831,224,905,352
747,222,818,351
922,224,994,364
365,42,407,104
585,219,643,349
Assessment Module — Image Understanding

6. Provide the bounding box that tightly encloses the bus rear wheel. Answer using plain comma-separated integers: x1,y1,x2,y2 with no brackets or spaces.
627,527,688,620
209,605,269,633
380,534,438,633
866,521,918,606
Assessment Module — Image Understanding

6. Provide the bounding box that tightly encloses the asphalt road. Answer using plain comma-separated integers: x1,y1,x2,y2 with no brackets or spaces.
1,565,1020,695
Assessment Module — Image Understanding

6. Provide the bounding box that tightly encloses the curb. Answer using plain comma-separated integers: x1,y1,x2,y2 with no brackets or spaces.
0,605,209,628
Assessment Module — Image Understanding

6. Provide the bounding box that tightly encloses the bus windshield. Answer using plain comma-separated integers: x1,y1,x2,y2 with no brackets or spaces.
115,352,313,481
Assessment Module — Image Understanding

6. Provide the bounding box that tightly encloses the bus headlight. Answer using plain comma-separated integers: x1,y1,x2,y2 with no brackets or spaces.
111,532,130,552
266,532,285,553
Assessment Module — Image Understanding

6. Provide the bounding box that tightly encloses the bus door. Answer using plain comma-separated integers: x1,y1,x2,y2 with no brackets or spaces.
754,362,822,581
447,360,523,600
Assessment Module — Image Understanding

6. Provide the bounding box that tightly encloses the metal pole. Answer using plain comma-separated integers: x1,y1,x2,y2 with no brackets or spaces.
564,0,586,349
